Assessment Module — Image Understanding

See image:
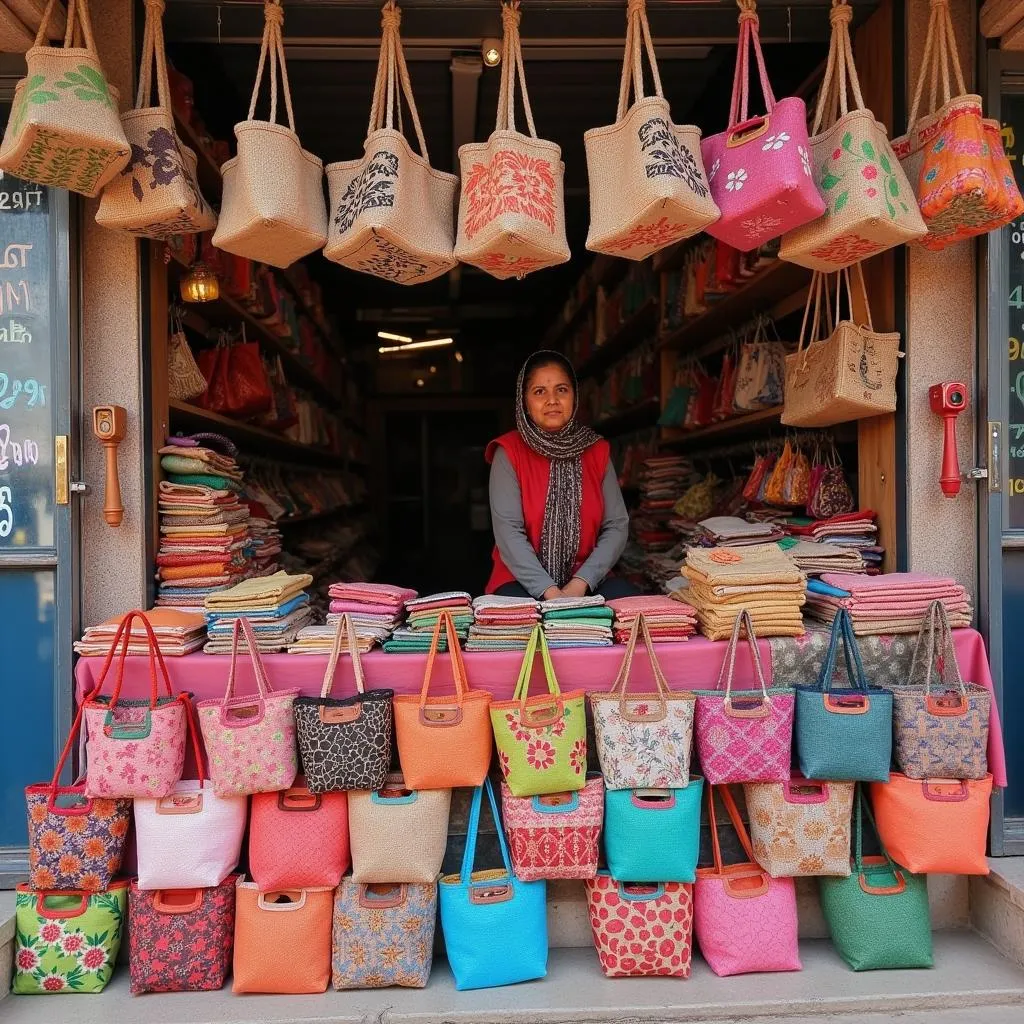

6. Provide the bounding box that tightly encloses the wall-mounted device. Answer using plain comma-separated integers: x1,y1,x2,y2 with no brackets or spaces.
92,405,126,526
928,382,968,498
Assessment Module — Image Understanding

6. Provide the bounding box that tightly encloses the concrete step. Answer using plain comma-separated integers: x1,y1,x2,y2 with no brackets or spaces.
971,857,1024,967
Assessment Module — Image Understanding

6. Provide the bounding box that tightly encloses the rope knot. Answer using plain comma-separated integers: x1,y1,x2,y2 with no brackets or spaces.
264,1,284,28
929,0,949,8
627,0,646,19
381,0,401,31
501,1,521,33
737,0,759,25
144,0,165,15
830,0,853,26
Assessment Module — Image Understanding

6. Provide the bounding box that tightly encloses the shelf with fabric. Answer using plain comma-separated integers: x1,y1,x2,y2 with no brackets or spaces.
661,406,784,446
577,297,659,382
542,255,630,351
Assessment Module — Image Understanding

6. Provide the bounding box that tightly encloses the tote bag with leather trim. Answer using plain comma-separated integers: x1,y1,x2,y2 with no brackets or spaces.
394,610,493,789
95,0,216,238
293,614,394,793
869,773,992,876
439,778,548,991
778,0,924,270
490,623,587,797
819,786,933,971
694,609,794,784
248,779,350,890
583,0,718,260
590,614,696,791
212,0,327,268
694,785,801,977
795,608,892,781
324,0,457,284
348,773,451,885
196,616,299,797
454,1,570,280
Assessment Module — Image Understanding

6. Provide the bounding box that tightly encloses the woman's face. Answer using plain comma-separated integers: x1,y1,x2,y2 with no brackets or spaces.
525,361,575,433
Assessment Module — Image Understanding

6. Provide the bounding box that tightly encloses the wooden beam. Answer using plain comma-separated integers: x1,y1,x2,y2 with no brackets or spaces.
981,0,1024,38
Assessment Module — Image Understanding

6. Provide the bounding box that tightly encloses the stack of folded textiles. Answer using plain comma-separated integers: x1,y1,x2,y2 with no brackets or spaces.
694,516,786,547
541,596,614,648
632,455,695,556
781,538,866,576
244,501,283,574
384,592,473,653
203,571,314,653
74,608,207,657
295,581,418,654
607,595,697,643
683,544,806,640
787,510,883,574
466,595,540,652
803,571,973,634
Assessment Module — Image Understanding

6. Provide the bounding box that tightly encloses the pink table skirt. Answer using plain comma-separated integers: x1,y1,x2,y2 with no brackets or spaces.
74,629,1007,787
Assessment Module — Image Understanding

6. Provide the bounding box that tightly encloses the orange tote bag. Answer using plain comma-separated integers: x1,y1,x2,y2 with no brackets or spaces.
394,610,493,789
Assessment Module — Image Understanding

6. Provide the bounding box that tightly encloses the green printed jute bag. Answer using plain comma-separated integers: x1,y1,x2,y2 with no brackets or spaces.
13,881,128,993
818,787,932,972
490,624,587,798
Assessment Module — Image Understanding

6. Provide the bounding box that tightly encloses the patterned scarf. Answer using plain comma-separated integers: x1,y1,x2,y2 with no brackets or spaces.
515,352,601,588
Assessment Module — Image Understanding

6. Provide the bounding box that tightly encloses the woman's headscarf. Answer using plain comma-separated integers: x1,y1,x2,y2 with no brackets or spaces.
515,351,601,589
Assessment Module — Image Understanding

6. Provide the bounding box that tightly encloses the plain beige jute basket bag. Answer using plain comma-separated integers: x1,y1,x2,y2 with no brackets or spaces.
95,0,216,238
584,0,719,261
324,1,457,285
781,264,901,428
0,0,129,196
454,0,569,280
779,0,924,271
212,0,327,269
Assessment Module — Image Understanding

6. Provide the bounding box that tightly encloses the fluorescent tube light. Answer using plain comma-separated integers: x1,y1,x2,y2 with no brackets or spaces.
377,331,413,343
378,337,454,354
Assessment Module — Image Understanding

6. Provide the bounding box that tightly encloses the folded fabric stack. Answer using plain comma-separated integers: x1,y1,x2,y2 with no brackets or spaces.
324,581,416,650
288,623,378,655
74,608,207,657
683,543,806,640
203,571,314,653
804,571,973,635
788,510,883,574
607,595,697,644
541,596,614,649
632,455,695,557
383,592,473,653
244,501,282,574
782,538,866,576
694,516,785,547
466,595,541,652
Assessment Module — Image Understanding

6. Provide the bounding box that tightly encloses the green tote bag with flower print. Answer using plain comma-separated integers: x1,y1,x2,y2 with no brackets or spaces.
13,882,127,994
490,624,587,798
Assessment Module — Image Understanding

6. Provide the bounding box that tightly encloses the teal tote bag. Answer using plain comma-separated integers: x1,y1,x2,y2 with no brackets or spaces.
439,778,548,990
795,609,892,781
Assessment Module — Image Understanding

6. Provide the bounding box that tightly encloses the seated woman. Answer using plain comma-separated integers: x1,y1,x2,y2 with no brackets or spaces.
485,350,640,602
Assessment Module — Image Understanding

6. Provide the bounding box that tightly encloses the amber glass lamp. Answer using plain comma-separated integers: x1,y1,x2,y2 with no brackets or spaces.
180,261,219,303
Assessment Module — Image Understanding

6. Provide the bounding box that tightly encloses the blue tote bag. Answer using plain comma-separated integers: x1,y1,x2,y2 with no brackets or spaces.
439,778,548,990
604,780,703,882
794,609,892,782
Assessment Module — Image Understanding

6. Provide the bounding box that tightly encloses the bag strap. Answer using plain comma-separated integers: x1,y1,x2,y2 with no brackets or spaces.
811,1,867,134
707,784,759,871
91,610,176,711
908,599,966,697
713,608,769,700
224,617,275,703
907,0,967,127
460,777,513,884
135,0,173,112
319,613,367,699
614,0,665,121
419,609,467,708
246,0,298,132
852,784,902,883
817,608,869,693
512,623,561,704
728,0,777,128
33,0,96,53
609,614,670,714
495,1,538,138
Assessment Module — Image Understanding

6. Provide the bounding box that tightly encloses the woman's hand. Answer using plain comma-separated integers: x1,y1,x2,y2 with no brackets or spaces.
542,586,563,601
562,577,590,599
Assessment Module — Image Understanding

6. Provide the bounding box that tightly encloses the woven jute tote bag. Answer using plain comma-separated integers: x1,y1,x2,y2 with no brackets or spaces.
0,0,130,195
96,0,216,238
212,0,327,268
781,264,900,428
454,1,569,280
324,1,456,285
584,0,718,260
779,0,924,271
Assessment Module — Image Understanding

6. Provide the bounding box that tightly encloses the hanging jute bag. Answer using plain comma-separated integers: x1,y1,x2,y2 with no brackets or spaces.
0,0,130,195
782,264,901,428
583,0,719,260
892,0,1023,250
96,0,216,238
324,1,457,285
779,0,925,271
212,0,327,269
454,0,569,280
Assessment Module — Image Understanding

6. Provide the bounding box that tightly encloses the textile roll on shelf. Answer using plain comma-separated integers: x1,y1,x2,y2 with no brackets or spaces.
203,571,314,653
695,516,786,547
466,595,541,652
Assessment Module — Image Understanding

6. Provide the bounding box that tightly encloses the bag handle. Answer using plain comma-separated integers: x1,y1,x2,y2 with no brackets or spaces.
608,614,671,721
153,889,203,915
33,0,98,54
460,777,513,885
135,0,174,112
224,617,276,703
707,785,769,900
712,608,770,708
727,0,777,130
512,623,561,705
906,0,967,127
495,1,539,138
89,610,177,713
908,599,967,699
36,892,89,920
246,0,298,132
810,1,867,134
614,0,665,121
319,613,367,699
418,609,468,708
852,784,906,894
817,608,870,694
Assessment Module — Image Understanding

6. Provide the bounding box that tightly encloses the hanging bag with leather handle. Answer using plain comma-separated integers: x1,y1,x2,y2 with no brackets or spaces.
212,0,327,268
166,307,208,403
293,613,394,793
96,0,216,238
694,784,801,977
0,0,130,195
583,0,719,260
779,0,925,270
324,0,457,284
454,0,570,279
393,610,493,789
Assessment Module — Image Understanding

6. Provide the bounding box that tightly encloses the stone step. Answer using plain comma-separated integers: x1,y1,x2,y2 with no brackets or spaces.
971,857,1024,967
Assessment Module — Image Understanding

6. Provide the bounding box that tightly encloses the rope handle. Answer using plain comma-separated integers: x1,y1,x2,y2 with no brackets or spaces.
614,0,665,121
419,609,468,707
907,0,968,128
512,623,562,704
853,784,900,877
223,617,276,703
247,0,298,132
712,608,769,699
607,614,673,716
495,1,539,137
907,599,967,696
89,610,176,712
319,613,368,699
728,0,777,129
33,0,98,54
811,1,868,134
135,0,174,113
796,264,873,366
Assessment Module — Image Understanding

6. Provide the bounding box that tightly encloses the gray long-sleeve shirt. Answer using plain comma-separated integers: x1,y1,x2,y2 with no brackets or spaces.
489,448,630,599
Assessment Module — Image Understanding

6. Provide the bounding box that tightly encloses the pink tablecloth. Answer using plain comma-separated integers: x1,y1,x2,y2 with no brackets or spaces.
74,629,1007,787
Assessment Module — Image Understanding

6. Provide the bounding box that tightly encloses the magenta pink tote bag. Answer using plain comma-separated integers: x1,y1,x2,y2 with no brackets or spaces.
701,1,823,251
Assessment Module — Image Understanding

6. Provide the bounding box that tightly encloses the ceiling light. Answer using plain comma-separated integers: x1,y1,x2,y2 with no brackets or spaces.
378,337,454,354
429,365,437,374
416,378,425,387
482,38,501,66
454,350,464,363
180,261,219,303
378,331,413,344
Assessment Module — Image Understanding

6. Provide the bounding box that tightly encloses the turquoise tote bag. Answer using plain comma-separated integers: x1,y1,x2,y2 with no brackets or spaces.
603,779,703,882
439,778,548,990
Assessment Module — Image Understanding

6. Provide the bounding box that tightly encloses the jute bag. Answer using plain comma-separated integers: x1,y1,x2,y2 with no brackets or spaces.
324,1,457,285
96,0,216,238
212,0,327,269
583,0,718,260
454,1,569,280
0,0,130,195
782,265,901,428
779,0,925,270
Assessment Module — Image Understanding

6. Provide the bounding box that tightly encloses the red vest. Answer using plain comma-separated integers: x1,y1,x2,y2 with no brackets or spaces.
485,430,611,594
